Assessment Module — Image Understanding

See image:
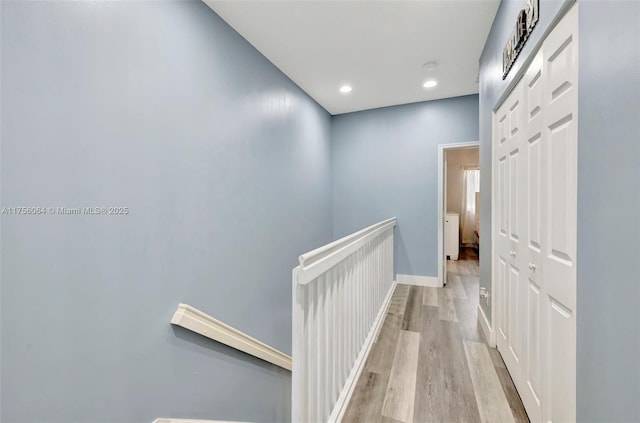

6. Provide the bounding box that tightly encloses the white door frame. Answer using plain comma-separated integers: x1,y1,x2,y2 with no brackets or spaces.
437,141,479,287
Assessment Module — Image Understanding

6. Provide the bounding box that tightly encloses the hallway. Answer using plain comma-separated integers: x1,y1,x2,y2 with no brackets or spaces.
343,249,529,423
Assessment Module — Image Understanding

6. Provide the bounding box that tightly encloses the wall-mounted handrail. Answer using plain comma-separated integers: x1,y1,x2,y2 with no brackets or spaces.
171,303,291,371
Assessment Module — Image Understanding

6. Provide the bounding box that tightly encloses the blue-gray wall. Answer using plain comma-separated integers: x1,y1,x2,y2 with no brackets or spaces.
331,95,479,277
0,1,332,422
478,0,565,321
576,1,640,421
480,0,640,420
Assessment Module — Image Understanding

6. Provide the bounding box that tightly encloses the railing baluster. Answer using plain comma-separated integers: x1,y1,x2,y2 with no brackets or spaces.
326,267,334,418
378,241,381,303
360,246,364,337
318,274,326,423
343,259,348,386
370,241,374,317
351,254,356,363
309,281,317,423
343,258,348,382
374,237,379,311
335,263,342,403
372,241,376,320
366,245,370,332
358,248,364,346
352,251,357,352
362,247,367,342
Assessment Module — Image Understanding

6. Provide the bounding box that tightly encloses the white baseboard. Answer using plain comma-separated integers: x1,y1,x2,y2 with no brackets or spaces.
154,420,244,423
328,282,396,423
396,274,441,288
478,304,496,347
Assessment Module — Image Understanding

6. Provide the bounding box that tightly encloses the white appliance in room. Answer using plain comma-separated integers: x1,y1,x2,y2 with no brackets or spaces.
444,212,459,260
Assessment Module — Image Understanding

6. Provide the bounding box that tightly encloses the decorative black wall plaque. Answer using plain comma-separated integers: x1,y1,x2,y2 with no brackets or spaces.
503,0,539,79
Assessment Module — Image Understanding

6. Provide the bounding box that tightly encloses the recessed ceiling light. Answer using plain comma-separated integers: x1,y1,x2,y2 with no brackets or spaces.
339,85,352,94
423,80,438,88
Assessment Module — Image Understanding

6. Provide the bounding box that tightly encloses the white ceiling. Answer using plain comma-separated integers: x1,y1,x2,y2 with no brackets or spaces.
204,0,500,115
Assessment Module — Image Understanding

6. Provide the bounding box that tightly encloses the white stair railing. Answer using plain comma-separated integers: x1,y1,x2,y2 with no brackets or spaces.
292,218,397,423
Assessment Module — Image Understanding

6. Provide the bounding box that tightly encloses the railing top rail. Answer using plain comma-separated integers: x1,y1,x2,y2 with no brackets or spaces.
296,217,396,285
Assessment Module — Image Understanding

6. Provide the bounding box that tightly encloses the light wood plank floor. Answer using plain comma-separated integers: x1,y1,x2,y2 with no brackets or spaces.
343,248,529,423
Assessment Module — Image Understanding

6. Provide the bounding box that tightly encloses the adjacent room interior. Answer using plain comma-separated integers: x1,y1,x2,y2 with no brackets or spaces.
444,146,480,264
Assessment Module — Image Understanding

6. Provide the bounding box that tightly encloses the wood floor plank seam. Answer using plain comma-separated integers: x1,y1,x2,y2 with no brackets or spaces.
341,371,391,423
367,313,403,375
388,284,410,315
449,273,468,299
438,287,458,322
401,286,423,332
381,330,420,423
422,286,438,307
463,340,517,423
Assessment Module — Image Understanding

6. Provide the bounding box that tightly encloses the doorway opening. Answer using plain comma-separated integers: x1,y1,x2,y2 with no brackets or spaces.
437,142,480,288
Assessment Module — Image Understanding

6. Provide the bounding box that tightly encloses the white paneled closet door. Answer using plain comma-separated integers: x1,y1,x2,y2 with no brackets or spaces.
493,4,577,423
541,4,578,421
495,76,526,396
522,48,544,423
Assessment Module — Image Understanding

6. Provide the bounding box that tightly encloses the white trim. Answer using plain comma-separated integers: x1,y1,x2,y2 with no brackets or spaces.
396,274,441,288
437,141,480,287
298,217,397,285
171,304,292,371
490,108,498,358
478,304,496,347
329,282,396,423
154,420,244,423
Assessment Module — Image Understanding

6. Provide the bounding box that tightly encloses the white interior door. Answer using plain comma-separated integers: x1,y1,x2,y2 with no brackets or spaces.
493,5,577,422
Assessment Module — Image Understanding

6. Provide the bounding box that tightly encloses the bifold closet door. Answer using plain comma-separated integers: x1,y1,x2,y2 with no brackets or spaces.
540,4,578,422
495,74,526,396
493,4,577,423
